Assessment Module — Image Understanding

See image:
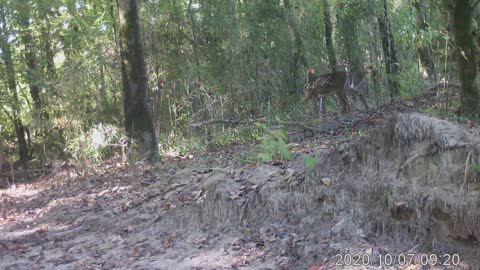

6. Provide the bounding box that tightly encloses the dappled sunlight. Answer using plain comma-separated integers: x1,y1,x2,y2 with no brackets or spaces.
0,222,77,241
164,149,195,159
0,170,132,230
0,183,39,199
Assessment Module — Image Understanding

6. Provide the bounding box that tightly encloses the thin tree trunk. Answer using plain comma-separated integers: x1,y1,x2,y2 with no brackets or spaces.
0,9,29,162
337,12,369,110
319,0,337,114
412,0,436,82
111,3,120,50
378,0,400,99
366,17,383,104
44,32,57,94
338,13,367,91
40,0,57,96
322,0,337,73
452,0,480,116
17,0,45,116
118,0,160,163
188,0,212,143
188,0,201,80
284,0,307,94
99,63,107,114
63,4,82,61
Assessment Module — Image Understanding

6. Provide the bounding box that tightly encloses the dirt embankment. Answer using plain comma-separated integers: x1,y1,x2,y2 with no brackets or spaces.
1,113,479,269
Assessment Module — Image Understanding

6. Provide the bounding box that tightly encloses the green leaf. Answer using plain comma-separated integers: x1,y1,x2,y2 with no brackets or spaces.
304,155,318,171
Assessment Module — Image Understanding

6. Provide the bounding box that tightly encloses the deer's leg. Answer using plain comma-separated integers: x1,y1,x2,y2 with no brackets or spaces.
336,92,350,114
332,97,339,111
358,94,369,111
316,99,321,118
319,97,327,115
348,88,369,111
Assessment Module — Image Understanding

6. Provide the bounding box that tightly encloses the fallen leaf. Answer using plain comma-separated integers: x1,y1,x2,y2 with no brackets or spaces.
229,191,243,200
98,189,109,196
283,168,295,181
130,247,141,257
321,178,331,186
9,243,24,250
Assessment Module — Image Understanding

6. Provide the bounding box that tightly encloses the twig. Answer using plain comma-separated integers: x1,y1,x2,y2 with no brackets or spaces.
460,150,474,191
425,82,459,92
190,119,328,134
9,161,14,188
473,0,480,11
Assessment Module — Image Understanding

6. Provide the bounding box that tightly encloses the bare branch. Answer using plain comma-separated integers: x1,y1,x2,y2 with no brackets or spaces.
190,119,328,134
473,0,480,11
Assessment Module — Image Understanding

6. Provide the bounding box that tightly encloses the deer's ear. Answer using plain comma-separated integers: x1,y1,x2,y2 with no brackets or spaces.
307,69,315,74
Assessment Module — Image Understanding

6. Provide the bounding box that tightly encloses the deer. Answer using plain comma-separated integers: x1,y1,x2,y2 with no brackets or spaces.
302,69,369,114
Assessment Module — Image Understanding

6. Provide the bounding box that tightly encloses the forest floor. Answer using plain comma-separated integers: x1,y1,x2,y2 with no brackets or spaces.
1,86,480,270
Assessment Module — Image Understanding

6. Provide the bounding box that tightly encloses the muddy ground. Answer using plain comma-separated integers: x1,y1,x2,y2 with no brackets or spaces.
1,88,480,270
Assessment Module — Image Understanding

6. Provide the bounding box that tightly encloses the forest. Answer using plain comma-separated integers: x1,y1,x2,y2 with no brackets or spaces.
1,0,480,269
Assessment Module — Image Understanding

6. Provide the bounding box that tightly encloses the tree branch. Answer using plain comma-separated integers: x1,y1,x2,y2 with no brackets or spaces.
473,0,480,11
190,119,328,134
0,105,13,120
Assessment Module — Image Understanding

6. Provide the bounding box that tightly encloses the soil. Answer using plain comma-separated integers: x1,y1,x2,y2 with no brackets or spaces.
1,86,480,270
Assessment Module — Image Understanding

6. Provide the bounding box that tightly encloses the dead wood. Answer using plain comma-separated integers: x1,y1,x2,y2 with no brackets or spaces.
190,119,328,134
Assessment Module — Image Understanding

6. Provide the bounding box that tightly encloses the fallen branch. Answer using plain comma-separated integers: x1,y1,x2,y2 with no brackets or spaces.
425,82,460,92
190,119,327,134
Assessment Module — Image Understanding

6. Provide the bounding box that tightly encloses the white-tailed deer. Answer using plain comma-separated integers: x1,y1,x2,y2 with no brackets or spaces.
303,69,369,114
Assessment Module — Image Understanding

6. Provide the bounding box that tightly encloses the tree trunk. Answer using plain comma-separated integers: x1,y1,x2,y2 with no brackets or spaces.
118,0,160,163
40,0,57,96
365,17,383,104
337,12,369,110
99,63,108,117
0,9,29,162
44,31,57,95
284,0,307,94
452,0,480,116
338,13,367,91
17,0,46,117
320,0,337,114
322,0,337,73
111,3,120,50
63,4,82,61
412,0,436,82
378,0,400,99
188,0,201,80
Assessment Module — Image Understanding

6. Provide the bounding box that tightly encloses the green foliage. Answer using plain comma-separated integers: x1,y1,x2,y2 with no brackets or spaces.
418,105,476,123
418,106,444,117
397,69,424,98
212,128,260,147
256,123,292,162
0,0,475,164
304,155,318,172
449,114,473,124
471,163,480,175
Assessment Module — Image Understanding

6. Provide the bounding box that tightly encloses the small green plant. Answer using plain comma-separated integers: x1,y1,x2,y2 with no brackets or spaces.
471,163,480,175
304,155,318,172
450,115,470,124
256,123,292,162
419,106,442,116
232,151,258,164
